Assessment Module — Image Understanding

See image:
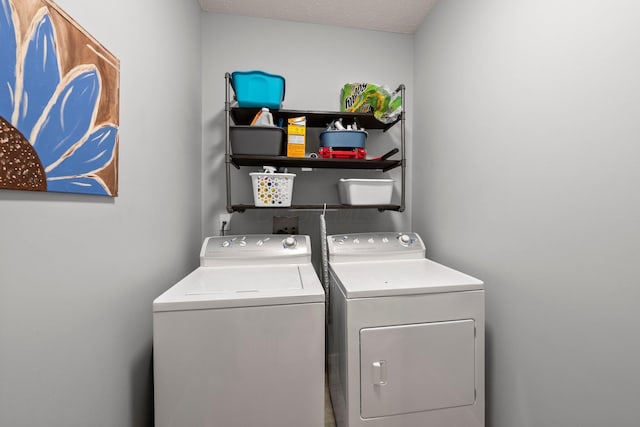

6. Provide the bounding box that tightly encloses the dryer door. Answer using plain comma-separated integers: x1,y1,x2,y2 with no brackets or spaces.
360,319,476,418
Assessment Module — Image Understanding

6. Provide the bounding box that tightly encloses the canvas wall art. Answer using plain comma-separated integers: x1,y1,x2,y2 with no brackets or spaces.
1,0,120,196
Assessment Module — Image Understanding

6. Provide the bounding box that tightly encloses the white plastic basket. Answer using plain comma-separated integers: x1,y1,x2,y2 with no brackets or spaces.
338,178,394,205
250,172,296,207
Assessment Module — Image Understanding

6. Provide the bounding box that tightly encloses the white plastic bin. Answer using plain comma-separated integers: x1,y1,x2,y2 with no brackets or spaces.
338,178,394,205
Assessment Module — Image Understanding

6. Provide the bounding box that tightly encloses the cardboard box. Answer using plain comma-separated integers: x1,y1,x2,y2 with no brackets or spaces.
287,116,306,157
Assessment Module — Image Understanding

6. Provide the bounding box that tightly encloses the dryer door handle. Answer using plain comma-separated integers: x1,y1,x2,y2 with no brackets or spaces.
371,360,388,386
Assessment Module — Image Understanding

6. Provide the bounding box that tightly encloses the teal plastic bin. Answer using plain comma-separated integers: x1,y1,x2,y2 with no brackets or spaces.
231,71,285,109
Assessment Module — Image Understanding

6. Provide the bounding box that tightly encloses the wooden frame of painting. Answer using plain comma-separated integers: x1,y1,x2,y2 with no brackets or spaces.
1,0,120,196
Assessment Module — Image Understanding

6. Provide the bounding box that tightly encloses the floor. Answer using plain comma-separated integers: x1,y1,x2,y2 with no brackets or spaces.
325,376,337,427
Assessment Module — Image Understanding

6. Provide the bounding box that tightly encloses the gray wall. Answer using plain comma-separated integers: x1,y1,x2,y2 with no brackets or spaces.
0,0,202,425
413,1,640,426
200,14,413,256
4,2,637,426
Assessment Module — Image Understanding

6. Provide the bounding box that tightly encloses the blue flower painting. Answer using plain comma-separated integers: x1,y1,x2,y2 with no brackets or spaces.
0,0,119,196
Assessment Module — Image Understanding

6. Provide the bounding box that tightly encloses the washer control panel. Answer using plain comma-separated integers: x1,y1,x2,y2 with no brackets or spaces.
327,232,426,262
200,234,310,266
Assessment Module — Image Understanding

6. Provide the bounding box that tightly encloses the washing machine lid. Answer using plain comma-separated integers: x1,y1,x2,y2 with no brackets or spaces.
330,258,483,298
153,264,324,312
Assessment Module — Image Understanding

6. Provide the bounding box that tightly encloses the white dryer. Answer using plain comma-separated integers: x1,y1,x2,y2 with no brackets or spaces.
327,232,484,427
153,235,325,427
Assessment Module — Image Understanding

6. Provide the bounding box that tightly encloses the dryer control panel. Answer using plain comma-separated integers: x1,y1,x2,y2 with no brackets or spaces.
327,232,426,262
200,234,311,266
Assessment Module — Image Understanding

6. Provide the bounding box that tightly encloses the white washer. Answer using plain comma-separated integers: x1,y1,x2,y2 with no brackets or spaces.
327,232,484,427
153,235,325,427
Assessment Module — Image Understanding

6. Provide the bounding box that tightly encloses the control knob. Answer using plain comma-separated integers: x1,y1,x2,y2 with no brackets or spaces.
283,236,297,249
399,234,412,246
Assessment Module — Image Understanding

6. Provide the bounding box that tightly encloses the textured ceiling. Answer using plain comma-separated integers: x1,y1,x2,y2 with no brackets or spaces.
198,0,438,34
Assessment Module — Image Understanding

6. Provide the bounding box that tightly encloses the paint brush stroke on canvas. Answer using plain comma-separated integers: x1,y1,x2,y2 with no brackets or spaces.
1,0,119,196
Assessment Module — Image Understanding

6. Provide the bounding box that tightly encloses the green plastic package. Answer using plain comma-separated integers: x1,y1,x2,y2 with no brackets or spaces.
340,83,402,124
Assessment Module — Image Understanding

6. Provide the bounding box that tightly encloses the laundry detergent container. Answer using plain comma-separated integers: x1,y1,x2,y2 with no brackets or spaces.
231,71,285,109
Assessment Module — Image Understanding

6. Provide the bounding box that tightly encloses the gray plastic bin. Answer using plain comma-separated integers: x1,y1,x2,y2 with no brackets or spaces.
230,126,285,156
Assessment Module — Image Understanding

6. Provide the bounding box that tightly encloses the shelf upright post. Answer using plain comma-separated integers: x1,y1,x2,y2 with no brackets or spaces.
399,84,406,212
224,72,233,213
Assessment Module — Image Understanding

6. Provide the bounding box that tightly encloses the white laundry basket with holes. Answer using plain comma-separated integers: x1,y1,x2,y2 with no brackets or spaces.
250,169,296,207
